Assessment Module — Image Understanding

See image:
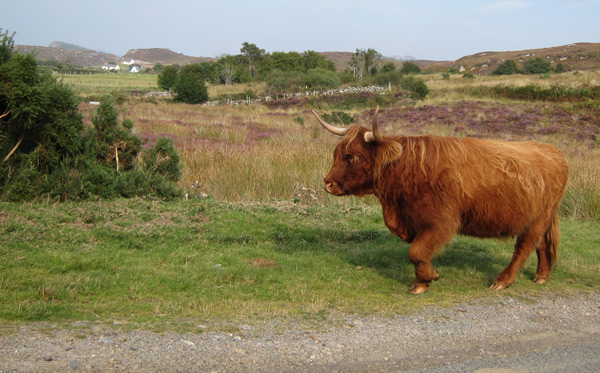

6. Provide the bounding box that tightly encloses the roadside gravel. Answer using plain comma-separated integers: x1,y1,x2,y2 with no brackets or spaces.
1,294,599,372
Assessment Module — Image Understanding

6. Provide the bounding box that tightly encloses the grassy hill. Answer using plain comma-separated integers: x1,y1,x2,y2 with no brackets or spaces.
122,48,216,66
15,45,121,67
427,42,600,74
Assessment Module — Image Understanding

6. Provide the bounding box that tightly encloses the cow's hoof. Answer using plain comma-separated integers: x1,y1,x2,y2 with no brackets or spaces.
409,283,429,294
490,282,508,290
533,276,548,284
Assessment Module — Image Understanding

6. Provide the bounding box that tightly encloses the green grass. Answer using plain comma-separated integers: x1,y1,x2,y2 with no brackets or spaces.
1,198,598,330
58,73,159,96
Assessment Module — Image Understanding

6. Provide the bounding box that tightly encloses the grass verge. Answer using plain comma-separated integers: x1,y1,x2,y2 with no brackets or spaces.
1,198,598,331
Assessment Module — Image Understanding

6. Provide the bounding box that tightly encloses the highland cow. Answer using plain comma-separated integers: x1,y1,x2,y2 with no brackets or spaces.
313,107,568,294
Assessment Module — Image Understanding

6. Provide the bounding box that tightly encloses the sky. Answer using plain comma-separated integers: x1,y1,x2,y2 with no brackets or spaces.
1,0,600,61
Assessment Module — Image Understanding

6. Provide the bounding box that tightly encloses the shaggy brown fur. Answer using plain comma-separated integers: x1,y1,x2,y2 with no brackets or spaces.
322,123,568,294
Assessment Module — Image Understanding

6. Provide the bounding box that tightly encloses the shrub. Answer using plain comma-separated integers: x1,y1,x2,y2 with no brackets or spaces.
400,76,429,100
400,61,421,74
470,84,600,102
143,137,182,182
380,62,396,73
492,60,518,75
173,65,209,104
89,98,141,171
266,71,303,93
157,65,179,91
301,68,341,90
523,57,551,74
370,71,404,86
321,111,355,125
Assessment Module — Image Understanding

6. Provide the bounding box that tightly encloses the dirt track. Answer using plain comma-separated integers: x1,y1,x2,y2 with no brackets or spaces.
1,294,599,372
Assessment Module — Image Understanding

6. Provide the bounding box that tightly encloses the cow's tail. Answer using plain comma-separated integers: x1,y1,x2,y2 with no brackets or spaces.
544,211,560,269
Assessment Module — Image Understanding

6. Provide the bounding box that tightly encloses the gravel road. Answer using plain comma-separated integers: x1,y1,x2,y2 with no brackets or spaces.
1,294,599,372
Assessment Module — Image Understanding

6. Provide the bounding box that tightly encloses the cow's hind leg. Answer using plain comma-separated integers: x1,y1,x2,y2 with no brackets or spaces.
491,219,547,290
533,239,551,284
533,212,560,284
407,229,452,294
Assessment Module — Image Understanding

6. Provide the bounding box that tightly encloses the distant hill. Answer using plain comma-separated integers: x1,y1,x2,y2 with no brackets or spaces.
49,41,87,51
427,42,600,74
13,42,600,73
122,48,216,66
15,44,121,68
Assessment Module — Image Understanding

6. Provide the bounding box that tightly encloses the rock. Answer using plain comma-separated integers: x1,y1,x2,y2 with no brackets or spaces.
69,360,80,370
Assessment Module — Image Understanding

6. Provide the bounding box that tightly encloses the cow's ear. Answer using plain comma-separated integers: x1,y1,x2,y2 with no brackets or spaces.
376,141,403,166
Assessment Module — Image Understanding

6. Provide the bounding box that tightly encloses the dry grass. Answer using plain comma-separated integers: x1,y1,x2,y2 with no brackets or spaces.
73,71,600,219
124,102,345,203
422,71,600,104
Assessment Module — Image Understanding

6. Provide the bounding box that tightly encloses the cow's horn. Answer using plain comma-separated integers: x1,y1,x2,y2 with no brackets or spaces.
312,110,348,136
364,106,382,143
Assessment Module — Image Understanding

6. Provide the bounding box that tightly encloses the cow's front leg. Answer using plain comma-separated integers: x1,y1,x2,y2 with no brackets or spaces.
407,228,452,294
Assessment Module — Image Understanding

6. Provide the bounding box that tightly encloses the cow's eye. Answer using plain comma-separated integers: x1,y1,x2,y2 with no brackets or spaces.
345,154,362,164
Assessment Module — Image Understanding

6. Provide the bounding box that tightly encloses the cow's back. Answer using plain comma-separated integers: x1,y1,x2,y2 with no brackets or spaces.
456,138,567,237
377,135,568,240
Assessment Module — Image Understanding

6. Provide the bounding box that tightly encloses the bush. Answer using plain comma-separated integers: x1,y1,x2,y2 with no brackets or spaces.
321,111,355,125
0,29,183,201
337,70,357,84
266,71,303,93
492,60,518,75
301,68,341,90
1,53,84,175
470,84,600,102
143,137,182,182
400,61,421,74
157,65,179,91
523,57,551,75
173,65,209,104
400,76,429,100
369,71,404,86
89,98,141,171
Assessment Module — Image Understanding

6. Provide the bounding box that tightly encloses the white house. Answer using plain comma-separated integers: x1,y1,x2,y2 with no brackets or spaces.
102,63,120,71
122,58,135,65
130,65,141,73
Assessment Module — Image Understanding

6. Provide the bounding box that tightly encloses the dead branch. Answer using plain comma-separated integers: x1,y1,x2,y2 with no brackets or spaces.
3,135,24,163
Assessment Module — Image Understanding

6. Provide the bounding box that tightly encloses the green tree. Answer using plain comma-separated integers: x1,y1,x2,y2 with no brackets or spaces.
301,50,336,72
173,65,209,104
240,42,266,78
270,51,303,72
157,65,179,91
523,57,551,74
350,48,381,79
492,60,518,75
